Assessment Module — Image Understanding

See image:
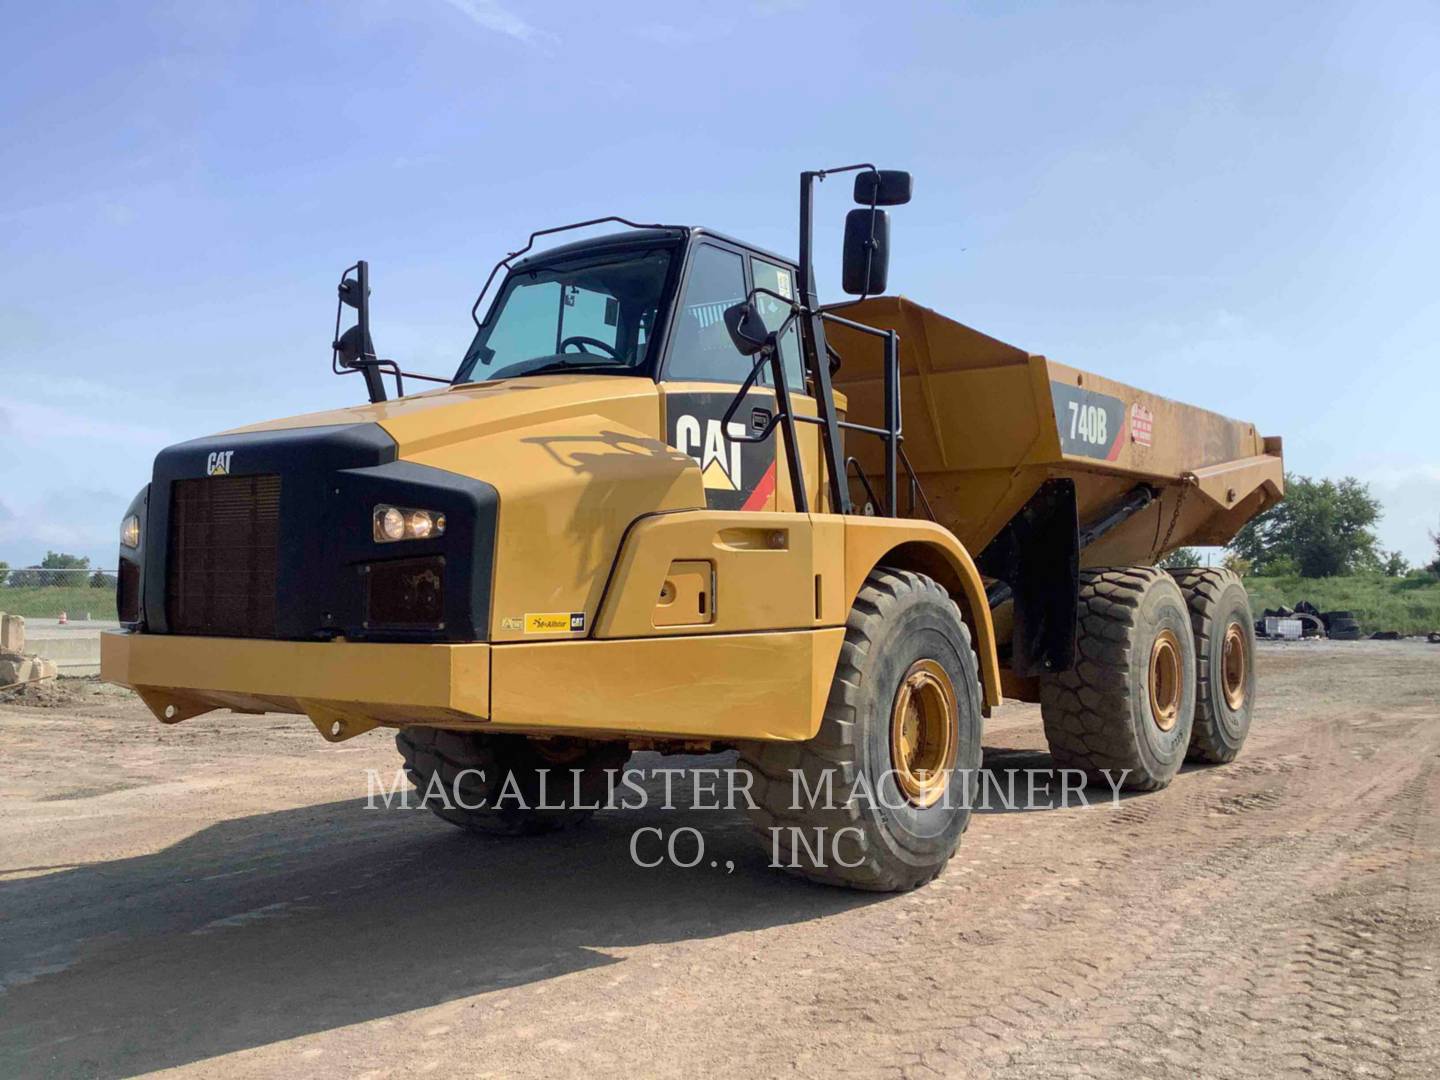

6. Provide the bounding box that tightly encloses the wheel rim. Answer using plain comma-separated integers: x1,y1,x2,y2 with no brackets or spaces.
1221,621,1248,711
889,659,959,808
1148,628,1182,732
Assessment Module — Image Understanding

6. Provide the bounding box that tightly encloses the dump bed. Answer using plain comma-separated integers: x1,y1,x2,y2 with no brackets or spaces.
827,297,1283,569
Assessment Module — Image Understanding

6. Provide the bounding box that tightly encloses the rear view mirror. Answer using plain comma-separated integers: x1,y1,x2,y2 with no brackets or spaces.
842,208,890,295
333,324,375,369
853,169,913,207
338,277,368,309
723,301,771,356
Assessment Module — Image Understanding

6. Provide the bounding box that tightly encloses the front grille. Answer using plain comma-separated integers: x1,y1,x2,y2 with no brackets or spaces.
166,475,281,637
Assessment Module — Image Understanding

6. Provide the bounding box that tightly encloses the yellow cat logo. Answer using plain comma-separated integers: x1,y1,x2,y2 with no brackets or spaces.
674,414,744,491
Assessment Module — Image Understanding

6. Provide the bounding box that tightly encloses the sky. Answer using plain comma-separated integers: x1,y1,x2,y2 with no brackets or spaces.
1,0,1437,569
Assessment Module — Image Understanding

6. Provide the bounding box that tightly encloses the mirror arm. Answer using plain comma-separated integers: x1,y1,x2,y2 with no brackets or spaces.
713,333,812,512
338,357,397,401
855,184,881,305
718,346,776,444
393,369,451,385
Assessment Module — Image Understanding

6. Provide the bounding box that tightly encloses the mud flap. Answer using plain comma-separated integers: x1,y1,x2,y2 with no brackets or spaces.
977,479,1079,677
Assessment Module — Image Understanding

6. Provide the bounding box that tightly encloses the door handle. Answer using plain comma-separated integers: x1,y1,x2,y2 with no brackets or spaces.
750,407,773,436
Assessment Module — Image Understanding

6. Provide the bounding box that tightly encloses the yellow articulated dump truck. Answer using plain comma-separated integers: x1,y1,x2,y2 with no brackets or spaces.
102,164,1282,890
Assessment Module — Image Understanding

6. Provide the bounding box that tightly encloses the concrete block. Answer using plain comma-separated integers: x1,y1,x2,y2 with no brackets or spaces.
0,651,57,686
0,613,24,653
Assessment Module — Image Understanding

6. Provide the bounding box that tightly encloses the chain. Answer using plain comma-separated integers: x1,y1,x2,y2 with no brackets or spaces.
1154,475,1195,558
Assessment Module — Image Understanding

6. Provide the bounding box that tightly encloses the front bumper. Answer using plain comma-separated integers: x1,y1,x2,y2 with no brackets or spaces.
101,627,843,744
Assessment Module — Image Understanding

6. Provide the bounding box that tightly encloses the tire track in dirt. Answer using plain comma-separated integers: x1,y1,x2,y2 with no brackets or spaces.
727,651,1440,1078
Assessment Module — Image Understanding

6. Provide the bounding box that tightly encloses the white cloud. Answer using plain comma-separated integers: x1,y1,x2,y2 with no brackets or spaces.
0,395,168,565
1360,463,1440,566
436,0,542,43
0,398,166,448
0,488,129,566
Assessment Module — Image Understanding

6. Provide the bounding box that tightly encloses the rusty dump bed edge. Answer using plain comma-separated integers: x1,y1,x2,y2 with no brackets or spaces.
827,296,1284,568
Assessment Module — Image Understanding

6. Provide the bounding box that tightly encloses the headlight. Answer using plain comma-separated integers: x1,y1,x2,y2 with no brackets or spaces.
120,514,141,549
373,504,446,543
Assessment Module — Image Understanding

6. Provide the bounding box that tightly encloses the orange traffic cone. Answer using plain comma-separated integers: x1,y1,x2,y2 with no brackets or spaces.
58,610,68,625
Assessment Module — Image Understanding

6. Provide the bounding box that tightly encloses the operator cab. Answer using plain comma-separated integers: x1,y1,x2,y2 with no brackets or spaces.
453,227,804,393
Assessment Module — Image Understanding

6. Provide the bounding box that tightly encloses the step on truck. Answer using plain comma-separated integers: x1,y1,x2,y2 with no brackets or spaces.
102,164,1283,890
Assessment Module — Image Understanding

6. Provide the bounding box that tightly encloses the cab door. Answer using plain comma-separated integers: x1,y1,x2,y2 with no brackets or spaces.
659,241,820,513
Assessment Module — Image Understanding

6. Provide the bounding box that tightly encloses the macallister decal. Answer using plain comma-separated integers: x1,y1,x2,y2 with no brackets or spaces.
1129,403,1154,448
523,612,586,634
666,390,778,511
1049,381,1125,461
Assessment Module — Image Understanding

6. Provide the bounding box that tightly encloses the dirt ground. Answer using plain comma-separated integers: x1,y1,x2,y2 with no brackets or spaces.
1,642,1437,1079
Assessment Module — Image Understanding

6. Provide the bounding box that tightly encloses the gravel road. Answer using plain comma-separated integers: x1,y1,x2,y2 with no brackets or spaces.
1,641,1437,1078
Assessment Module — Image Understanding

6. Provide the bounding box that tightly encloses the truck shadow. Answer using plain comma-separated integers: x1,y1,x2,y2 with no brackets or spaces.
973,746,1156,813
0,755,875,1077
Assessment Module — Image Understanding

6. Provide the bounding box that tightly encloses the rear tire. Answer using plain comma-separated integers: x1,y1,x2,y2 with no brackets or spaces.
738,568,983,891
397,728,629,836
1040,566,1196,791
1169,567,1256,763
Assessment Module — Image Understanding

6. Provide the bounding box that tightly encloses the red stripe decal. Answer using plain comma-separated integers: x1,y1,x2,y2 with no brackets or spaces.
741,461,778,511
1105,429,1125,461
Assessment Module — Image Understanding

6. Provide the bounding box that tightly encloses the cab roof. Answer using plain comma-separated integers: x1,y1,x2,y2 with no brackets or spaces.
511,226,795,273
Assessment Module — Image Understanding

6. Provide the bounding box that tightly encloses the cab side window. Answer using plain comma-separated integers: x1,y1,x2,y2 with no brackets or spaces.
751,257,806,392
665,244,749,383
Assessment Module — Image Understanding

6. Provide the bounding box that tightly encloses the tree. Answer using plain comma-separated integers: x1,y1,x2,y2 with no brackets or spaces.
41,551,90,570
1381,550,1410,577
6,565,44,587
1221,551,1253,577
1230,475,1382,578
6,553,92,587
90,570,117,588
0,561,8,587
1430,518,1440,575
1158,547,1202,569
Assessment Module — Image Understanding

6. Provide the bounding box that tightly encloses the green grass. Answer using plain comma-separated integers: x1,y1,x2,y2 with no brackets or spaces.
1242,573,1440,636
0,586,116,620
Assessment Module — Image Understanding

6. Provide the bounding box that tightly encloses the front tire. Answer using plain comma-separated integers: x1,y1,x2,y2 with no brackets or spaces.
738,568,983,891
397,728,629,836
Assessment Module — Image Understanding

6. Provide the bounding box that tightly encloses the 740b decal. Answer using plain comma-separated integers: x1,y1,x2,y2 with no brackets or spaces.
1050,381,1125,461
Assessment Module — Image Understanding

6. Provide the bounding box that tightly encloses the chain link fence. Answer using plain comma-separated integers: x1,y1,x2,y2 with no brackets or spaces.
0,567,118,620
0,567,117,589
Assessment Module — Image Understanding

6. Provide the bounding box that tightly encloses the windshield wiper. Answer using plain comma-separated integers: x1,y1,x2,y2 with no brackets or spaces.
513,356,626,378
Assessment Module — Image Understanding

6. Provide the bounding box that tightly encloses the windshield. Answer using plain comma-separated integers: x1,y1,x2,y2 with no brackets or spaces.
454,246,675,383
